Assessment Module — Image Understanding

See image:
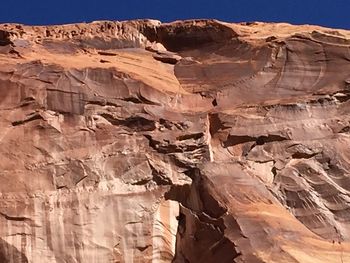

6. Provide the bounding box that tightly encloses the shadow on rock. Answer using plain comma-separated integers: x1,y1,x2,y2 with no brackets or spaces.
0,237,28,263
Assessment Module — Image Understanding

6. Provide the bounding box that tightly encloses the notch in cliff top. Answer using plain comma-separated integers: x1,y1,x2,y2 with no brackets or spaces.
140,20,238,52
0,30,14,47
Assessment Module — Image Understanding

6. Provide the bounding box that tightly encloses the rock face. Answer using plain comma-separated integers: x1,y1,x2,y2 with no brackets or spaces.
1,19,350,262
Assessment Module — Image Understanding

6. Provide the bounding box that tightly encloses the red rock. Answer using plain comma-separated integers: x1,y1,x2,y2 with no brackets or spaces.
0,19,350,262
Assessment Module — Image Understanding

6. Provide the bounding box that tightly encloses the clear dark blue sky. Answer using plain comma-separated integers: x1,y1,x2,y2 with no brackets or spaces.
1,0,349,29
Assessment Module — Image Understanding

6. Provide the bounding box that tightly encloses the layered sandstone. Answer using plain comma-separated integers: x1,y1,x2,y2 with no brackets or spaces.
1,19,350,262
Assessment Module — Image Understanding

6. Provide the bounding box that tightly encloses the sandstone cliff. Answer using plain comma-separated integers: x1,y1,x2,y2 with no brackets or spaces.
1,19,350,262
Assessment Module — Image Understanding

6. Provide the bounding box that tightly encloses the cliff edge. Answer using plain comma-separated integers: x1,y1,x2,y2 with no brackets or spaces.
1,19,350,262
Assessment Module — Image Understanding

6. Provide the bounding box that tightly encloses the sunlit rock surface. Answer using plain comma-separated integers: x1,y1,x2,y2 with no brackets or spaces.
1,19,350,262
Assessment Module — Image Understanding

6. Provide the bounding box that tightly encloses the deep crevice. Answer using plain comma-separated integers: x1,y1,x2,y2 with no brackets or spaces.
176,133,204,141
11,114,43,126
100,113,156,131
224,134,288,148
339,126,350,133
0,212,32,222
291,152,318,159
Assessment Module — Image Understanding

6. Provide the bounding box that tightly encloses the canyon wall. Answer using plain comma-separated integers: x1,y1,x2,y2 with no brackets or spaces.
0,19,350,262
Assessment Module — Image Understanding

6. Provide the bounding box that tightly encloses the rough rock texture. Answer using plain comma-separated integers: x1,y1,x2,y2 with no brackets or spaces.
1,19,350,262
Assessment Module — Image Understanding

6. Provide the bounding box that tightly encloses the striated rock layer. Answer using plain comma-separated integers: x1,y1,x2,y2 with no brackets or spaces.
1,19,350,262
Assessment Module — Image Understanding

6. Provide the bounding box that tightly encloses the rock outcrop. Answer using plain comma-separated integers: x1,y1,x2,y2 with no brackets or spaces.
1,19,350,262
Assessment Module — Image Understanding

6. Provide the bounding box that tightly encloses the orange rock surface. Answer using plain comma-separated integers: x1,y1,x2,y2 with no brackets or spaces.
1,19,350,262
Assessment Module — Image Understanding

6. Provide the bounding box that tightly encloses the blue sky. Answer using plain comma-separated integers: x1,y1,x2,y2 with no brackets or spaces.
1,0,349,29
